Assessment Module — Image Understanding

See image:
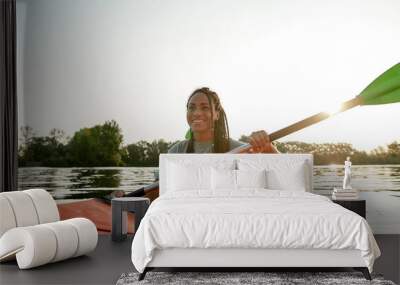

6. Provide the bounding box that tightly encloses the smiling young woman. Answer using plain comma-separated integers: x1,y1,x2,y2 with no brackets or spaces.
168,87,279,154
110,87,278,200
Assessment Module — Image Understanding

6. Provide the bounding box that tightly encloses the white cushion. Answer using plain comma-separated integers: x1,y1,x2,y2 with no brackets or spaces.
160,155,236,195
266,162,307,191
238,158,309,191
0,218,97,269
0,225,57,269
160,154,313,194
167,162,211,191
211,168,237,191
0,192,39,227
0,190,59,238
236,169,267,189
0,189,98,269
0,196,17,237
24,189,59,223
42,221,79,262
64,218,98,257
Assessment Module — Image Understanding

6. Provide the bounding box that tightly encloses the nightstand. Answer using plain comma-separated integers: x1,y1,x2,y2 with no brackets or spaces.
111,197,150,241
332,199,366,218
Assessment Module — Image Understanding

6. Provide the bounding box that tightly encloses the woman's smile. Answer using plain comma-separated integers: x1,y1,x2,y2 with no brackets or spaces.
190,118,209,131
192,119,205,123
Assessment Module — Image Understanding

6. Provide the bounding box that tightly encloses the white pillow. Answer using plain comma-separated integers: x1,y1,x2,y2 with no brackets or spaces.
238,159,309,191
167,162,211,192
166,159,236,193
236,169,267,189
266,162,307,191
211,168,237,191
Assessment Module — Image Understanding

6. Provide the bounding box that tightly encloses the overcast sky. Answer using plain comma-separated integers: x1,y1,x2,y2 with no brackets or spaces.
17,0,400,151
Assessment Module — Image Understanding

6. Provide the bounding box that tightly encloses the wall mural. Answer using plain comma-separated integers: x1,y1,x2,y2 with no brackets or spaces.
16,0,400,234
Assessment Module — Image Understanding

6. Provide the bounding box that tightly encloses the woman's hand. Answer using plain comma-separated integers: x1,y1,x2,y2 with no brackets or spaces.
248,130,278,153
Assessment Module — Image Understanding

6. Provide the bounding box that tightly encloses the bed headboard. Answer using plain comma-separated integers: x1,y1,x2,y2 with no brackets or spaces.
159,154,313,195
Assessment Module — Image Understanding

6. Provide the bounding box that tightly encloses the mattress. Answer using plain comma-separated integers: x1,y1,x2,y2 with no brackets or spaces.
131,190,380,273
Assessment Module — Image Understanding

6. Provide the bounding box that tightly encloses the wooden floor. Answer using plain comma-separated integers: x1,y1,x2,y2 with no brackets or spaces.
0,234,398,285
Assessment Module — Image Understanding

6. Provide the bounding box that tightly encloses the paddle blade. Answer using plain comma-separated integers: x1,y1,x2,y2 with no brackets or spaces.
362,88,400,105
360,63,400,105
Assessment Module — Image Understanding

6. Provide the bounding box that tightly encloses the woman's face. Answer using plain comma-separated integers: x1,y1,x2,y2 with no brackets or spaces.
186,92,219,134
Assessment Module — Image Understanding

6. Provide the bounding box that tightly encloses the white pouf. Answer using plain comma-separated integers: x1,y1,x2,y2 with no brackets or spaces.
0,189,98,269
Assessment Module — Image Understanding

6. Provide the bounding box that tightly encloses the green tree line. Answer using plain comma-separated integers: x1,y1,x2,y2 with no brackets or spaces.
18,121,400,167
239,135,400,165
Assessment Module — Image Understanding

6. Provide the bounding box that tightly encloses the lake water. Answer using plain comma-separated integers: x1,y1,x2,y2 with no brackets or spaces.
18,165,400,234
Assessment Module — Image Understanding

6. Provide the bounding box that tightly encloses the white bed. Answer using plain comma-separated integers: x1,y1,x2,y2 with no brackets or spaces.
131,154,380,280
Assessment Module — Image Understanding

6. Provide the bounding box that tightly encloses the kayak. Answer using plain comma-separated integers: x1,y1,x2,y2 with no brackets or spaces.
57,187,159,234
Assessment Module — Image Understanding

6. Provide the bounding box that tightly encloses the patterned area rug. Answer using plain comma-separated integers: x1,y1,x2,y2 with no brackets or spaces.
116,271,395,285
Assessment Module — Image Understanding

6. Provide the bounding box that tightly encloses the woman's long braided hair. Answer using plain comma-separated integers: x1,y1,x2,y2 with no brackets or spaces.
186,87,230,153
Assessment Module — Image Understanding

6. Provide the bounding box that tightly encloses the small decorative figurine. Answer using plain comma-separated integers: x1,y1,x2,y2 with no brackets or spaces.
343,156,352,190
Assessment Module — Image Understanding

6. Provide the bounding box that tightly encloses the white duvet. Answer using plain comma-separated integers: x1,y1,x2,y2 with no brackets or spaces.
131,190,380,273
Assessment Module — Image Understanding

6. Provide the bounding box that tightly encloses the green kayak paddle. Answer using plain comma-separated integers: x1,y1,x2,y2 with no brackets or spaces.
231,63,400,153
